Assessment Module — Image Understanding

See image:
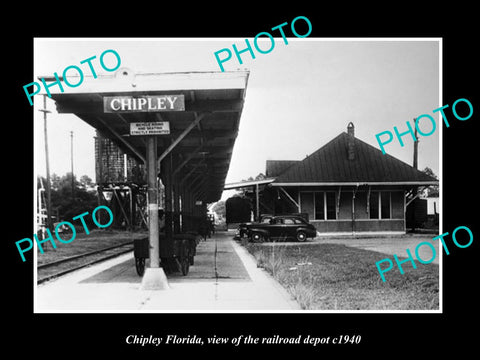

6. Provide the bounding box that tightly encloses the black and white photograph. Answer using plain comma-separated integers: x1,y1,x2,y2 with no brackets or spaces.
32,38,441,313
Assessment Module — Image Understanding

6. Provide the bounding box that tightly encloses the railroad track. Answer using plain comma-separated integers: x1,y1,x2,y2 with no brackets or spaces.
37,242,134,284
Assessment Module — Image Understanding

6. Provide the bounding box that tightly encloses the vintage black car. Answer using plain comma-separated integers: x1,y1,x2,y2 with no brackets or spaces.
236,214,274,239
246,215,317,242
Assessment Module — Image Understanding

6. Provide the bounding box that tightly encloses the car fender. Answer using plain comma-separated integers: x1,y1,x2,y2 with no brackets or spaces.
248,228,270,236
296,226,316,237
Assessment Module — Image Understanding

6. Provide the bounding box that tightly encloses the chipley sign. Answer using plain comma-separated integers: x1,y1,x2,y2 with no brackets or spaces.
103,95,185,113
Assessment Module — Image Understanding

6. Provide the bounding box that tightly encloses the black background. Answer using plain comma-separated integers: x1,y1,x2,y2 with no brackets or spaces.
5,3,478,356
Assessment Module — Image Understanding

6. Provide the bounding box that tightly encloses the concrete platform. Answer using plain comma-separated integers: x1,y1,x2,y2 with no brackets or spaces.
35,232,300,312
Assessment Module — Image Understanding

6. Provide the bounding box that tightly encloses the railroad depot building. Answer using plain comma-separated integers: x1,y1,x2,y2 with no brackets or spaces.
252,123,438,234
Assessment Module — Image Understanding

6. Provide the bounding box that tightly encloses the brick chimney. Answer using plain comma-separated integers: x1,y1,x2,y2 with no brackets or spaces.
347,122,355,160
413,119,418,169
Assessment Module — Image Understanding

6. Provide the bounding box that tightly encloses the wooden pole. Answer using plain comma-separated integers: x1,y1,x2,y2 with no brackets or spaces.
70,131,74,200
412,119,418,232
255,183,260,221
39,95,53,232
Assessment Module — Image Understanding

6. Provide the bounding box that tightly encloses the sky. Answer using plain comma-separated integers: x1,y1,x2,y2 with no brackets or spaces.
33,38,440,200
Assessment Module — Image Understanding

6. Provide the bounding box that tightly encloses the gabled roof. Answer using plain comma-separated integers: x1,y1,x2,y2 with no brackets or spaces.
273,132,438,186
265,160,300,177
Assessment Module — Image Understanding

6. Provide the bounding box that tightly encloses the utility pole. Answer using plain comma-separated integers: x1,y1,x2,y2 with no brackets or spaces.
412,118,419,232
70,131,74,200
255,183,259,221
39,95,53,233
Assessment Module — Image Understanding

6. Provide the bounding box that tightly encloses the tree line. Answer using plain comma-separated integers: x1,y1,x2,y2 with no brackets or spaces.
37,172,98,227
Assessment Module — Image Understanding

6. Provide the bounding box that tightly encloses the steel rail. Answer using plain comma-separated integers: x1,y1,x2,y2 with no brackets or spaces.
37,242,134,284
38,242,133,269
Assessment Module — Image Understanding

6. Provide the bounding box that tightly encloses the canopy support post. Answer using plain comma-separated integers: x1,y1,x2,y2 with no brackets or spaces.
141,136,169,290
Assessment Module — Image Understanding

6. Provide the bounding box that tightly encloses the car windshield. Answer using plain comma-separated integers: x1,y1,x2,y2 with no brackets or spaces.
260,216,308,224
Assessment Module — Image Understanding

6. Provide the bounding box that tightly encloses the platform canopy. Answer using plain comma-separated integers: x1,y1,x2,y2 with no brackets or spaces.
45,69,250,203
223,178,276,190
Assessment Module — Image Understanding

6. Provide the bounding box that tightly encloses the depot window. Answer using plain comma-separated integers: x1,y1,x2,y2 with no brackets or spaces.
369,191,391,219
300,191,336,220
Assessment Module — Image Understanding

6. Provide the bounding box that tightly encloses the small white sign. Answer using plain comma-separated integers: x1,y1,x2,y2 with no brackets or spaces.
130,122,170,136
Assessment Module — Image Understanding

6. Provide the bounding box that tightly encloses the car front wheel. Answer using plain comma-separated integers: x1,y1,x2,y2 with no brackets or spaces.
251,232,266,243
296,231,307,242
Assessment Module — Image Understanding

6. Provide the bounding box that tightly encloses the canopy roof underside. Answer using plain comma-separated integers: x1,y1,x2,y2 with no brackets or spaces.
47,70,250,203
